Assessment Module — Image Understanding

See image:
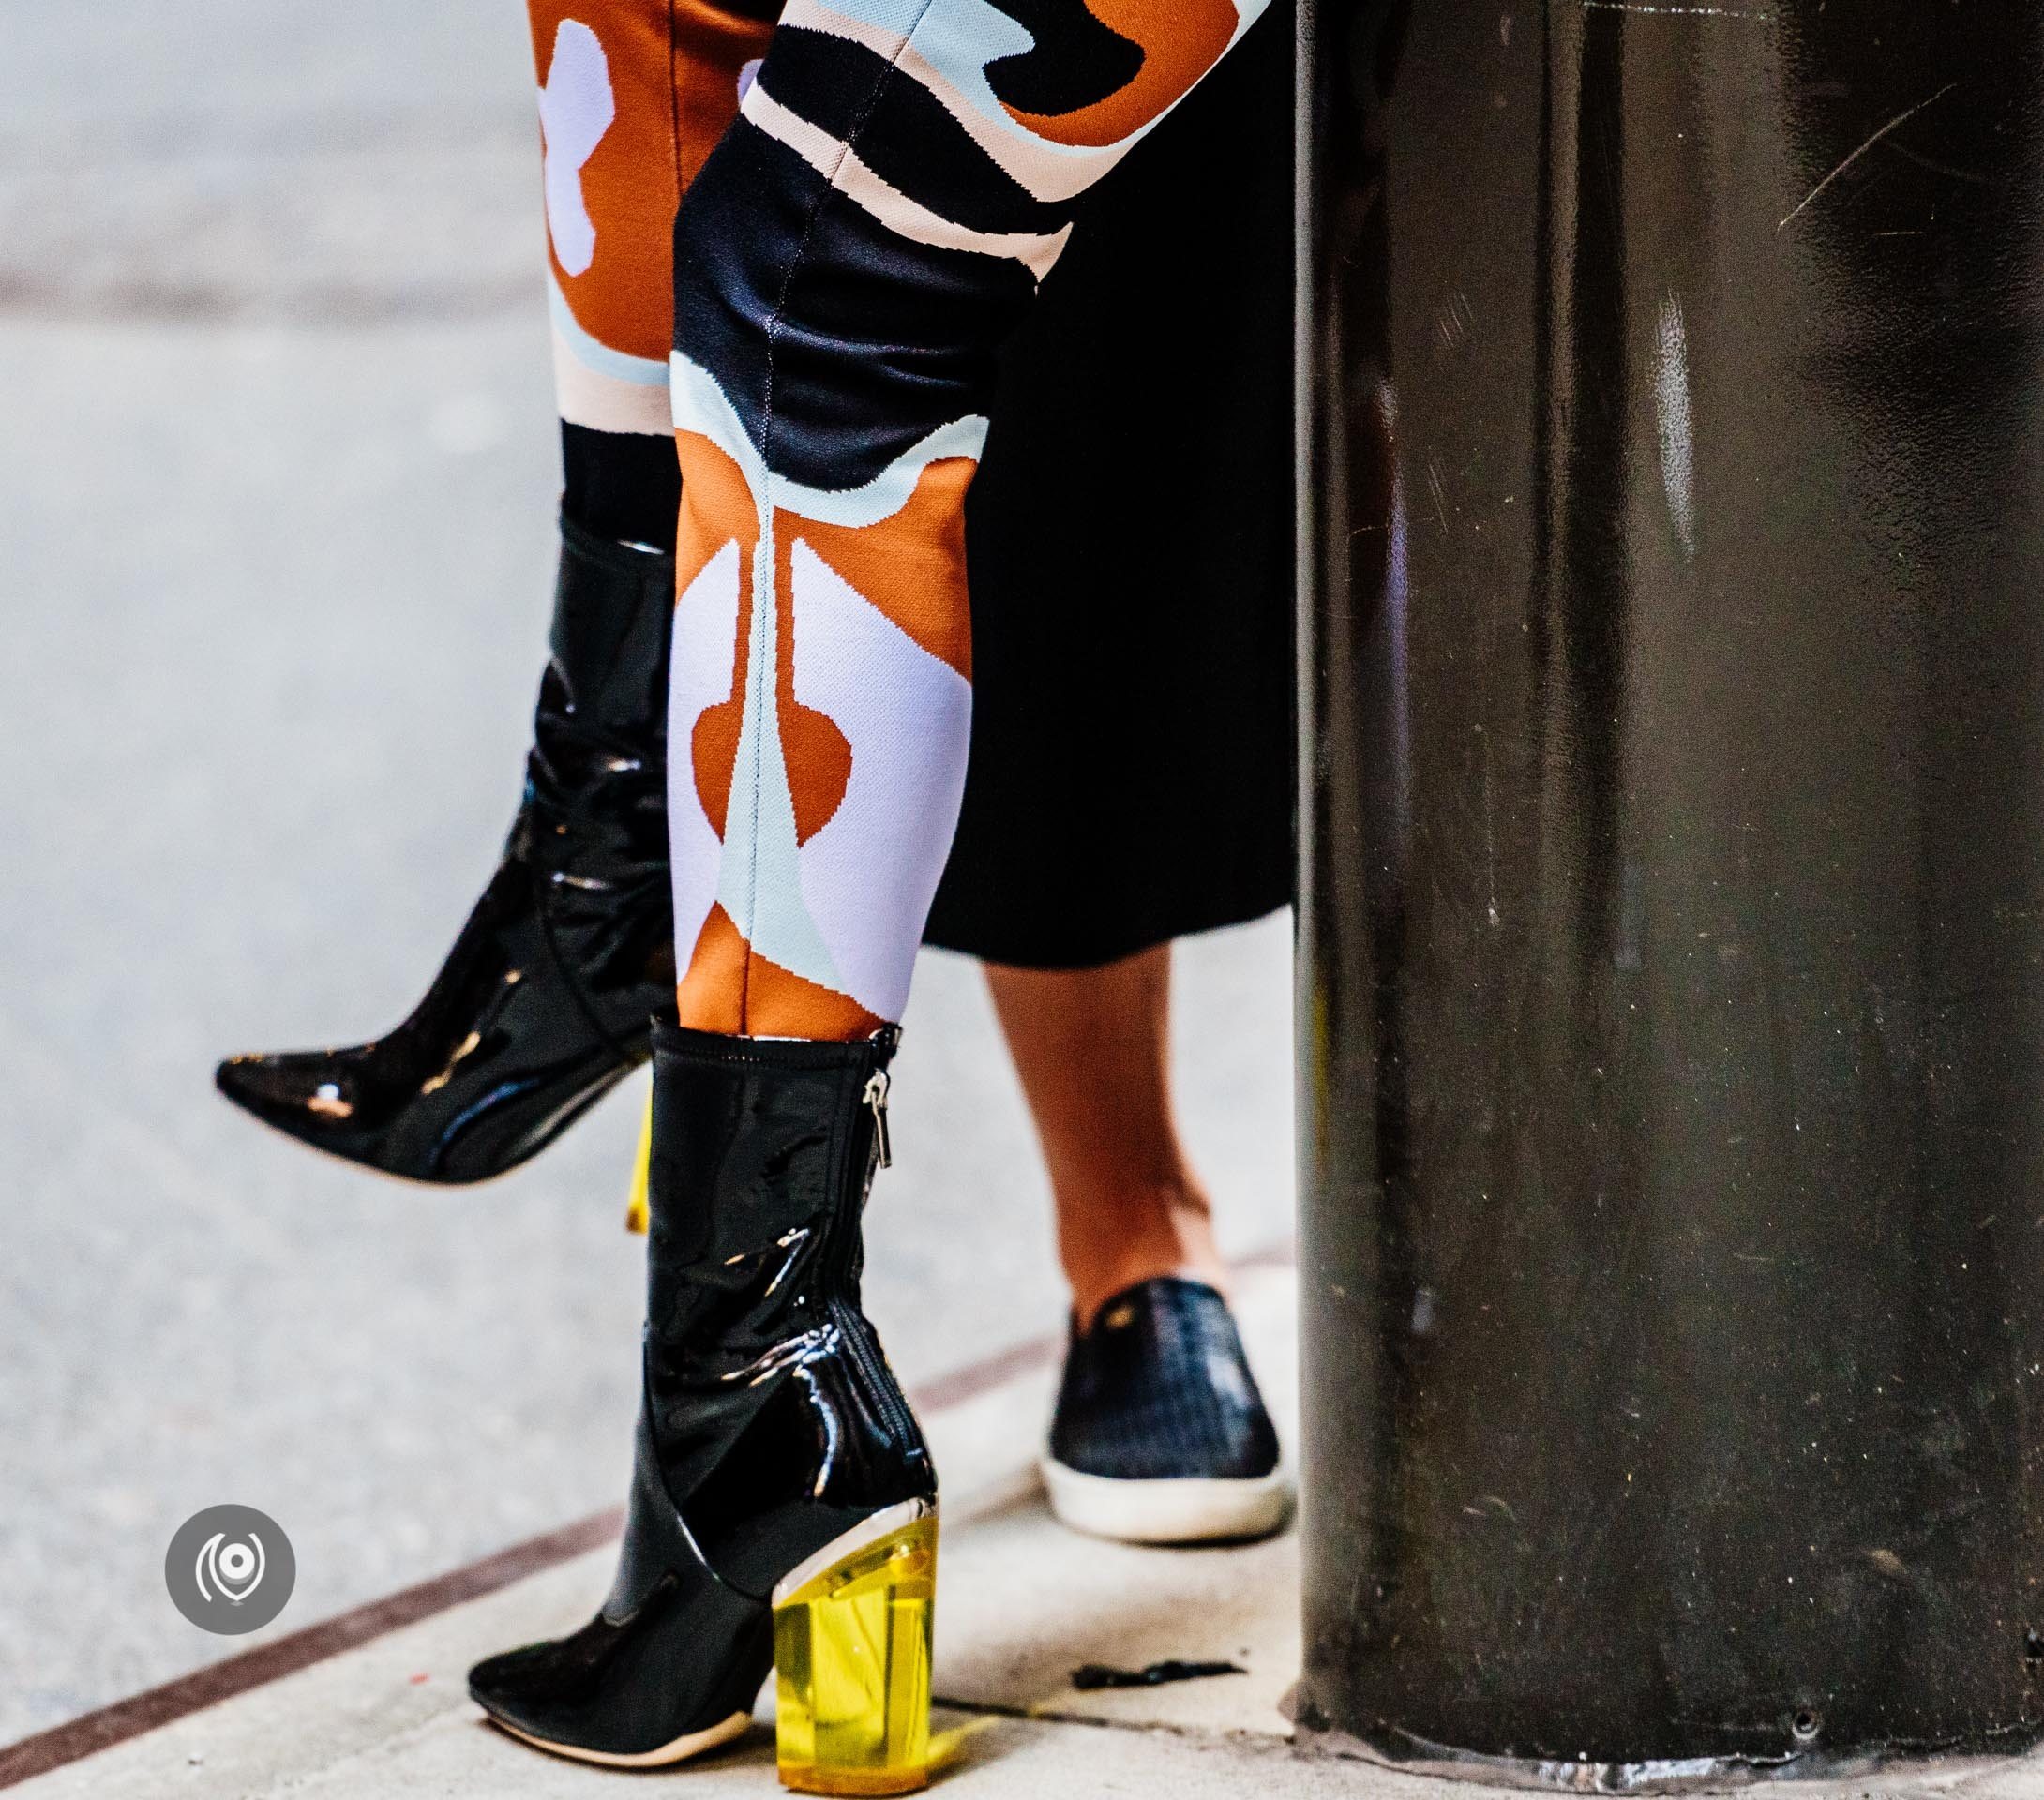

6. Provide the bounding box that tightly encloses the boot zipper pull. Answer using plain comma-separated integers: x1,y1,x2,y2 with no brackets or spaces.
863,1070,893,1169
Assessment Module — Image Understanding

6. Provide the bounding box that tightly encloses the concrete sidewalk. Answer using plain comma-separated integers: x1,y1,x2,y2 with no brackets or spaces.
9,1262,2044,1800
6,1263,1301,1798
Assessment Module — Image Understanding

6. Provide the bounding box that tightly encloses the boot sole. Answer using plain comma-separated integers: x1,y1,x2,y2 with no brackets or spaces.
1041,1456,1292,1545
482,1706,752,1768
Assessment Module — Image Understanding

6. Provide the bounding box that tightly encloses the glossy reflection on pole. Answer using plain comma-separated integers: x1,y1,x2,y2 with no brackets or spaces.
1299,0,2044,1773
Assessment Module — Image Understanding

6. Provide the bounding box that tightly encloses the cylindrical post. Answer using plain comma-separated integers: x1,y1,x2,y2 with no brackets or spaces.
1298,0,2044,1775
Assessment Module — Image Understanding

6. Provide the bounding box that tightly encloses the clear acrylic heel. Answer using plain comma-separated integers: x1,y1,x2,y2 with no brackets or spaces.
773,1503,938,1796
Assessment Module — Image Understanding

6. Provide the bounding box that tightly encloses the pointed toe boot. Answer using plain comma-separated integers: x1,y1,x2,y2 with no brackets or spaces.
471,1022,939,1795
215,518,675,1183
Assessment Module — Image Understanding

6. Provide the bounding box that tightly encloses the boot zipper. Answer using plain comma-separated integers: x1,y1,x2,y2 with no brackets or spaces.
829,1295,918,1449
863,1070,893,1169
826,1058,912,1449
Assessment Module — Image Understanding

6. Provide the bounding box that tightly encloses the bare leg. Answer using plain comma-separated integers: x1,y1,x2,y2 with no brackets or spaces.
984,944,1230,1329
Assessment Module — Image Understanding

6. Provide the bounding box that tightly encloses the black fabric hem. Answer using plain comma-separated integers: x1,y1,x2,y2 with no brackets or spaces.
921,885,1293,972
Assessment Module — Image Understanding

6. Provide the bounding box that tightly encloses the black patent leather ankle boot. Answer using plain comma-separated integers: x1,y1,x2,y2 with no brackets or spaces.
215,517,675,1183
470,1022,939,1793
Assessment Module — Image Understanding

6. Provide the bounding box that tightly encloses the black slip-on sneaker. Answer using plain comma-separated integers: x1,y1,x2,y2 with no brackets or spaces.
1044,1276,1289,1544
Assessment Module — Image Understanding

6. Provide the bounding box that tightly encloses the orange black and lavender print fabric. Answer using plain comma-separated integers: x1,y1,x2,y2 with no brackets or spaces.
529,0,778,438
661,0,1269,1039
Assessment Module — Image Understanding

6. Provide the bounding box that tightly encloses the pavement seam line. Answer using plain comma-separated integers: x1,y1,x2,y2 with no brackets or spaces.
931,1695,1299,1749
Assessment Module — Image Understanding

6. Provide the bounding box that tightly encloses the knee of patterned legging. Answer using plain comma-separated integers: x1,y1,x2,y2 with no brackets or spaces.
530,0,775,440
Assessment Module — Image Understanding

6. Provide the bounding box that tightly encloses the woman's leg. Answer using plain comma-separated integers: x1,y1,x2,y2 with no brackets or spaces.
528,0,778,549
664,0,1270,1041
984,945,1229,1328
992,941,1285,1546
213,0,789,1183
470,13,1284,1772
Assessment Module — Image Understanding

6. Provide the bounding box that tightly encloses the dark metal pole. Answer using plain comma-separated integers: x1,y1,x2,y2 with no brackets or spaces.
1299,0,2044,1777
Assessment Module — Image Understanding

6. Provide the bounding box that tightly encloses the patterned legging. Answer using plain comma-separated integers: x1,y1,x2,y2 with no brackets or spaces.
533,0,1267,1039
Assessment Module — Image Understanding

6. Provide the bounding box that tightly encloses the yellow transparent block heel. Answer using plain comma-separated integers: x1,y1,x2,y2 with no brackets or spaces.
773,1503,938,1796
624,1082,653,1235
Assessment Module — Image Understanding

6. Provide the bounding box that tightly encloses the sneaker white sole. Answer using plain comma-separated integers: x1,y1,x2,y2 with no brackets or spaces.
1041,1456,1292,1545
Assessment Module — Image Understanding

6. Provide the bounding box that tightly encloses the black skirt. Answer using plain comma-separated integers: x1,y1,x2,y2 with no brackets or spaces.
922,6,1296,970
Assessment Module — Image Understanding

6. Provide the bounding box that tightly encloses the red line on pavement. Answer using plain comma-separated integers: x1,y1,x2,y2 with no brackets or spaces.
0,1509,623,1791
